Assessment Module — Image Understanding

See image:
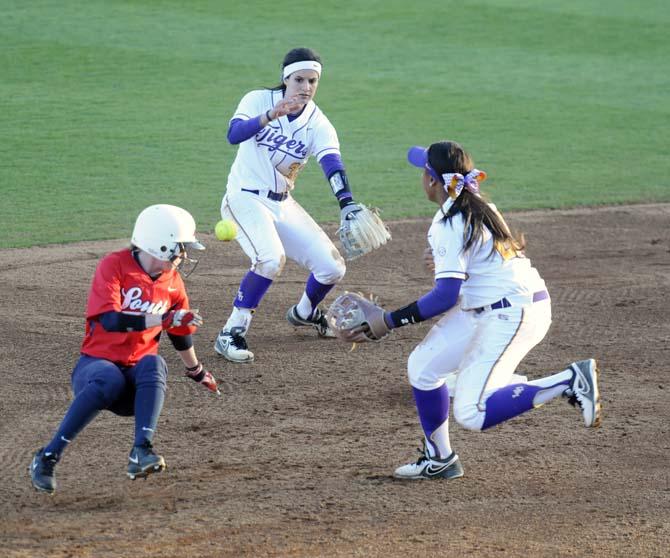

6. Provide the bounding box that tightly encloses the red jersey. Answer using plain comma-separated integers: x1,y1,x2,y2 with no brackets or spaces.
80,249,194,366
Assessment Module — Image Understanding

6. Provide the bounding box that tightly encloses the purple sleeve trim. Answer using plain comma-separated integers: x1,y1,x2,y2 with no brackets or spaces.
416,278,462,320
319,153,345,179
315,147,340,159
227,116,264,144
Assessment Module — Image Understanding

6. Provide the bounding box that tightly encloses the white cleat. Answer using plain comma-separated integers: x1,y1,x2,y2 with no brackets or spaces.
214,327,254,363
393,444,464,481
567,359,602,427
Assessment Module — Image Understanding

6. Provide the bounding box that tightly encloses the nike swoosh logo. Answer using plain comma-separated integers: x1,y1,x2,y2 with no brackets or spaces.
424,463,452,476
142,427,154,432
31,459,38,471
168,287,178,292
129,454,139,464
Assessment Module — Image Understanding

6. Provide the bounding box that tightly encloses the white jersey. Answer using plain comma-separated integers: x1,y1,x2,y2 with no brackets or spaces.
428,198,546,311
226,89,341,194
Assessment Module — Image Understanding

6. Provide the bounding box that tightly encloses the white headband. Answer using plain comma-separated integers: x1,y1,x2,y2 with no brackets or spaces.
282,60,322,79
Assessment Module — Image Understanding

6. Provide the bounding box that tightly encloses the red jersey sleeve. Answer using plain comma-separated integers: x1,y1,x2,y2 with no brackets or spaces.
86,254,123,319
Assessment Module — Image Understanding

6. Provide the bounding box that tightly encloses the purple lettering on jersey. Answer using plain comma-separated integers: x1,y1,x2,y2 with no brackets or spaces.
269,134,288,151
255,128,308,158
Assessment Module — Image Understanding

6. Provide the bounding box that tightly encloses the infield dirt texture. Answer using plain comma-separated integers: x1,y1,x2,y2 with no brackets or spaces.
2,0,669,555
2,204,669,557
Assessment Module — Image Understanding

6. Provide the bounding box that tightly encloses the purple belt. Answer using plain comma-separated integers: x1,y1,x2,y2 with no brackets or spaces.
242,188,288,202
474,290,549,314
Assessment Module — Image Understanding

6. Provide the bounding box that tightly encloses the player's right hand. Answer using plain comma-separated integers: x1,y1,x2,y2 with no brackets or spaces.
161,308,203,330
423,246,435,274
271,96,304,119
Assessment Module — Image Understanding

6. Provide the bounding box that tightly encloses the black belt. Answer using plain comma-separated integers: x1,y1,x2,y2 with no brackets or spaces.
474,290,549,314
241,188,288,202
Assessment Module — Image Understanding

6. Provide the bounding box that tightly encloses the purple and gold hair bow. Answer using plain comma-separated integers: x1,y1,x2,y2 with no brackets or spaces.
442,169,487,197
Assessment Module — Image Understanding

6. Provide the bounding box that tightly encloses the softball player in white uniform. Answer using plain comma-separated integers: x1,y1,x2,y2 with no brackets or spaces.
215,48,364,363
383,141,601,480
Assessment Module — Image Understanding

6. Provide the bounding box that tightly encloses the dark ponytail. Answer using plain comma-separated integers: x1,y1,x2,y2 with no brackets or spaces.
428,141,526,258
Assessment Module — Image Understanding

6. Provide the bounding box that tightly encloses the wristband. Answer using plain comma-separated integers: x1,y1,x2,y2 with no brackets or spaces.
185,362,205,382
337,194,354,209
388,301,423,328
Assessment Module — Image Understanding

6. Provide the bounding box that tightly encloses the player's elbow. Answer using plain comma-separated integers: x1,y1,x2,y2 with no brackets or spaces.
226,128,242,145
227,119,247,145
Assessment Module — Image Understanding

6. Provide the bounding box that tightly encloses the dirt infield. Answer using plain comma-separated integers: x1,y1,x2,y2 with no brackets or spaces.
2,204,669,557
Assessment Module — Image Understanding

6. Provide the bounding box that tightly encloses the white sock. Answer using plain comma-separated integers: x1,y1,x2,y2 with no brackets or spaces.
527,369,572,390
296,292,313,320
426,420,453,459
223,307,253,334
528,369,573,406
532,384,571,406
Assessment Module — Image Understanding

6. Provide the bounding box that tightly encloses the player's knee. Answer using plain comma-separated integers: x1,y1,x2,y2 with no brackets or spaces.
134,355,168,388
453,400,485,431
89,369,126,407
314,250,346,284
255,254,286,279
407,349,440,390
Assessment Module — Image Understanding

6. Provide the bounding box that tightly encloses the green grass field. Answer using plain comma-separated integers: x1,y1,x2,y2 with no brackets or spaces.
2,0,669,247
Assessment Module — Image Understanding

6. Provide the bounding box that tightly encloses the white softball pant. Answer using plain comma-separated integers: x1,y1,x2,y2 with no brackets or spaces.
407,299,552,431
222,190,346,284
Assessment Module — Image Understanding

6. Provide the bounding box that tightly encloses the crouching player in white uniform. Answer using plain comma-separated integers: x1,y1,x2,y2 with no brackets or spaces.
385,141,601,480
215,47,365,363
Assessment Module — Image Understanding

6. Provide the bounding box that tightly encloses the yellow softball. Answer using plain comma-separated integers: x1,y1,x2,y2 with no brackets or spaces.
215,219,237,241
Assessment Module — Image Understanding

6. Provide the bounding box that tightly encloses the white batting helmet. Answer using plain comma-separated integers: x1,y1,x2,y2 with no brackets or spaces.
131,204,205,262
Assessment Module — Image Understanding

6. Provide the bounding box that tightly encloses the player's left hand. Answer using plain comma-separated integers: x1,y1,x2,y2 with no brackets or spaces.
326,292,392,343
340,202,363,223
337,204,391,261
185,363,221,395
162,308,203,330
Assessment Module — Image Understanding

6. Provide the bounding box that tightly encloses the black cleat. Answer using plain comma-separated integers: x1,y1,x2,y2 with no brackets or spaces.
286,305,334,337
566,359,602,428
127,442,166,480
30,448,58,494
